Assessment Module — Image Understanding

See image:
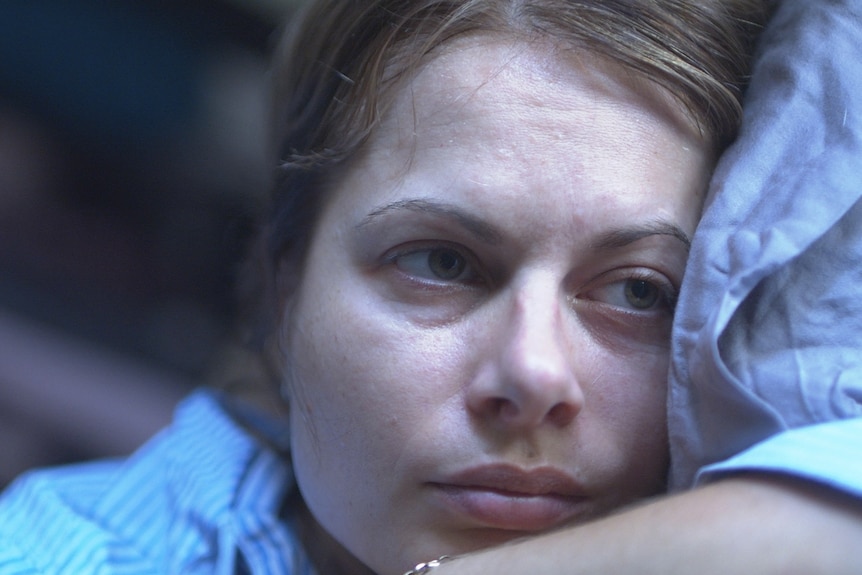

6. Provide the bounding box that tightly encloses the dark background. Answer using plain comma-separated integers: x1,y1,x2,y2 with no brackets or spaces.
0,0,295,487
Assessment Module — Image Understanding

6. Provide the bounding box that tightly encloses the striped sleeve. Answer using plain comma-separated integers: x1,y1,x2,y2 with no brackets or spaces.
0,390,315,575
0,461,156,574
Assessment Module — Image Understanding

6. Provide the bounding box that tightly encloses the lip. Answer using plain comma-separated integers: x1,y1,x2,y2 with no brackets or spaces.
429,464,589,532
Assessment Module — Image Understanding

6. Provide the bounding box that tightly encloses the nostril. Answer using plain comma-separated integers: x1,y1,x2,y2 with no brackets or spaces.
470,396,526,423
546,401,578,428
497,398,519,421
473,397,516,420
476,394,578,429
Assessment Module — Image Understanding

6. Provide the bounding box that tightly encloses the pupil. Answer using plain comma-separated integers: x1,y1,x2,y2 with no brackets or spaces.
626,280,658,308
429,249,464,279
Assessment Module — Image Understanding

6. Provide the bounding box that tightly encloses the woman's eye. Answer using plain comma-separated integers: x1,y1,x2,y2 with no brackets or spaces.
393,247,475,282
624,279,661,309
585,276,674,312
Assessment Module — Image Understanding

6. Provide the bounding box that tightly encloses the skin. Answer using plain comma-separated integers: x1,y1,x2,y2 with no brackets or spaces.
280,36,711,575
432,474,862,574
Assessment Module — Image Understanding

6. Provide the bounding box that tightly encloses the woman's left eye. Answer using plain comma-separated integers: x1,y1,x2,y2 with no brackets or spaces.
623,279,661,309
585,275,675,312
391,246,478,283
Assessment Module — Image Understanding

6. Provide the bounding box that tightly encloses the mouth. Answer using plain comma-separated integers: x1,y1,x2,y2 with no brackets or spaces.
429,464,590,532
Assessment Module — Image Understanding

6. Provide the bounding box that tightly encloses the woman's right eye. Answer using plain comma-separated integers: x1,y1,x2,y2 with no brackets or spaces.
391,246,478,283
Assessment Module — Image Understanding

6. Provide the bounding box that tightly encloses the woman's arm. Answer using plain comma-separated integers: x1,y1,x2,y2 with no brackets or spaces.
435,475,862,574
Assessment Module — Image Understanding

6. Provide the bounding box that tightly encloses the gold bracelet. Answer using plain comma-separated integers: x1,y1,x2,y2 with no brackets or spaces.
403,556,452,575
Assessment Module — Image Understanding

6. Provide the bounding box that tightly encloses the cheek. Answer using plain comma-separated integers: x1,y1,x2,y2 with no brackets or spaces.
283,295,405,556
283,290,382,450
584,347,669,496
281,262,464,463
283,272,473,564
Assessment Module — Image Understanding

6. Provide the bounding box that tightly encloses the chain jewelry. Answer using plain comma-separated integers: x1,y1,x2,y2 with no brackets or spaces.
402,556,452,575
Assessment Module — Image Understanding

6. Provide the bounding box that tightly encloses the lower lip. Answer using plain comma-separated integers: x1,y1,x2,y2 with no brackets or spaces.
431,484,587,532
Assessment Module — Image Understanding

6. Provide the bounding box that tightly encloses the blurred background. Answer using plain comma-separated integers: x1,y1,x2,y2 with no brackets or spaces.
0,0,298,487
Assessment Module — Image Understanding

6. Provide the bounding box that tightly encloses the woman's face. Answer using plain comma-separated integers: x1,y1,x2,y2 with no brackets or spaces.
283,37,710,575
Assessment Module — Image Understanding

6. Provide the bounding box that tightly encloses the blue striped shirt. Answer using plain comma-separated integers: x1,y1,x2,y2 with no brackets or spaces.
0,390,317,574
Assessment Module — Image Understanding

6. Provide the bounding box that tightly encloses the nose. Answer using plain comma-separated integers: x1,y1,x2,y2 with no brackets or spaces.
466,276,584,429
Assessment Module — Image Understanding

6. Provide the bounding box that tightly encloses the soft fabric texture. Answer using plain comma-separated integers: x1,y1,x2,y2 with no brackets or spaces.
0,390,316,575
668,0,862,492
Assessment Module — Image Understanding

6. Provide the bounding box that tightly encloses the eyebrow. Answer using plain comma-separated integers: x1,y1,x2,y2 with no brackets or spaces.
591,221,692,252
358,198,691,251
357,198,503,244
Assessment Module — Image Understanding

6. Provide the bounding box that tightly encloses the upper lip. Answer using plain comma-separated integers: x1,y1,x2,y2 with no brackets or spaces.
436,464,586,497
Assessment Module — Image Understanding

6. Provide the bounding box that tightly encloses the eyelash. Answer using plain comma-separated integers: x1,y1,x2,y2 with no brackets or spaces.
383,242,679,314
384,243,484,287
578,269,678,314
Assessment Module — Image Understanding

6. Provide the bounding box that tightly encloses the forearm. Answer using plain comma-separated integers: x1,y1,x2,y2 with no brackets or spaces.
435,475,862,574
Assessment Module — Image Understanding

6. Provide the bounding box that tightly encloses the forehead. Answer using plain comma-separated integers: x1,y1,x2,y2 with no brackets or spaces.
376,34,705,155
348,36,710,232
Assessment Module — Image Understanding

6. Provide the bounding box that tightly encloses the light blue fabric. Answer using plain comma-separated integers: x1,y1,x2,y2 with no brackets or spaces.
668,0,862,493
0,390,316,575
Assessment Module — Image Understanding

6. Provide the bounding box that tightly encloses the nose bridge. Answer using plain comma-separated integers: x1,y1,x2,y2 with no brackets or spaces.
506,273,570,386
467,271,584,429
